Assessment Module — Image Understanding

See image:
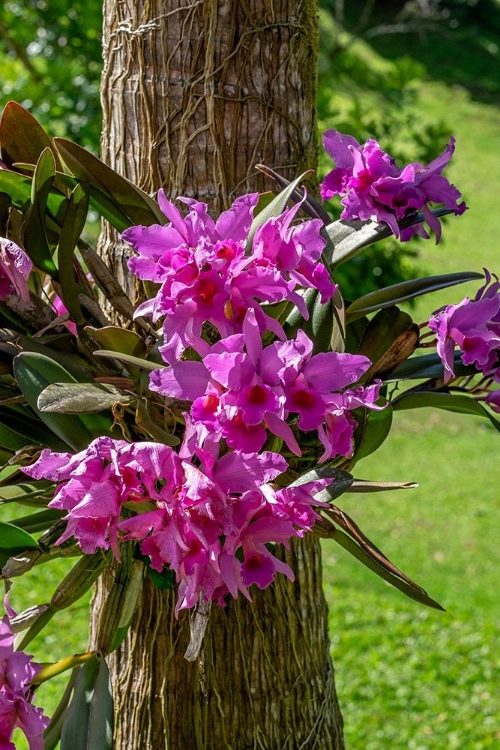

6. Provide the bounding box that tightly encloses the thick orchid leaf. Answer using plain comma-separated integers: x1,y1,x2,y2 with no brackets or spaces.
0,520,40,568
352,404,393,463
42,671,78,750
60,655,114,750
325,217,388,267
0,405,69,452
321,513,443,610
347,479,418,492
10,333,93,382
325,207,454,268
0,421,35,452
38,383,132,415
0,101,62,170
93,349,164,372
22,148,58,275
13,352,103,450
287,466,354,501
87,327,146,358
393,391,500,432
0,480,54,505
255,163,332,224
10,509,62,533
384,351,475,382
245,171,311,252
0,169,67,225
0,463,22,485
346,271,484,322
0,170,35,211
54,137,164,227
9,162,131,232
57,182,90,326
358,307,419,380
88,184,132,232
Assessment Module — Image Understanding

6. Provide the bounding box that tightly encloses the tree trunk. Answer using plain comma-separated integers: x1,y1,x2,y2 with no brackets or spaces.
92,2,345,748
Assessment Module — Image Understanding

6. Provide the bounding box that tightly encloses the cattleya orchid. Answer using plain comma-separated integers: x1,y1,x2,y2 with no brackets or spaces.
1,103,498,744
0,239,32,304
23,434,330,613
0,605,48,750
122,191,335,361
150,308,383,459
427,270,500,410
321,130,467,242
428,270,500,382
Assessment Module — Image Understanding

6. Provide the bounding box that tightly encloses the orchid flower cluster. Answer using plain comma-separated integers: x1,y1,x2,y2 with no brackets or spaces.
0,605,48,750
321,129,466,242
23,189,385,615
428,270,500,411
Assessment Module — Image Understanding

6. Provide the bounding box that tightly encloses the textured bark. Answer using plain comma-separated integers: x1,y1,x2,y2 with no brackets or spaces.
93,1,345,748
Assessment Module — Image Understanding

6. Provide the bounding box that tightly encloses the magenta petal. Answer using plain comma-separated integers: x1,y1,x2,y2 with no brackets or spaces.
214,450,287,493
214,193,258,242
149,361,210,401
303,351,371,391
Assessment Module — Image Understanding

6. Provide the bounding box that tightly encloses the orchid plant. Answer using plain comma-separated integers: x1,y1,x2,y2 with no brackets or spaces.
0,102,498,748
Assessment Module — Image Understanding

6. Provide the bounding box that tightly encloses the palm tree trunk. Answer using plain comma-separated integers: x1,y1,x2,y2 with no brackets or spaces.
92,2,344,747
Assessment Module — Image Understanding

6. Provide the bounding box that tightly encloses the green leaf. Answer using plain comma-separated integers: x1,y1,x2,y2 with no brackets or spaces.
12,334,93,382
347,479,418,493
287,466,354,501
38,383,132,415
0,520,39,568
346,271,484,322
245,171,311,252
22,148,58,274
325,217,388,267
60,655,114,750
352,404,393,463
88,184,132,233
54,137,164,227
13,352,100,450
0,169,34,211
255,163,332,224
93,349,164,372
0,404,70,451
325,208,454,268
393,390,500,432
325,521,444,610
86,327,146,358
57,182,90,326
0,101,62,170
0,480,54,505
384,352,475,382
10,508,62,533
0,170,67,231
0,421,35,452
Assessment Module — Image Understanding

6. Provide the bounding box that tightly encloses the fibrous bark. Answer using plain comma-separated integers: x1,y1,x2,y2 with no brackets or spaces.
93,2,344,748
